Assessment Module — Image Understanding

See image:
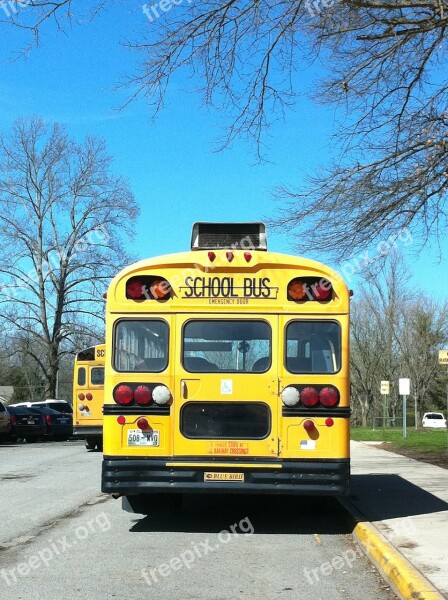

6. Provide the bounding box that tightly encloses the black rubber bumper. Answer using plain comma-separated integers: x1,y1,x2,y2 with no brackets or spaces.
73,426,103,438
102,458,350,496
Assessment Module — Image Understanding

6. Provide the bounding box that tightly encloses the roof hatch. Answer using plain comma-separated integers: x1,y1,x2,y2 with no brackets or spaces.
191,222,267,251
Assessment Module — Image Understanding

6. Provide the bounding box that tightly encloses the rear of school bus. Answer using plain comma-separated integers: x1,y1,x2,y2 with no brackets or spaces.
101,223,350,511
73,345,105,450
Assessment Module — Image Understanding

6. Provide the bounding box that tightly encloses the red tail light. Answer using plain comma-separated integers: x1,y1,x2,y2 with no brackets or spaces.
303,420,315,432
300,387,319,407
86,393,93,401
46,415,52,424
137,417,150,431
134,385,152,405
319,386,340,407
126,278,145,299
78,393,85,401
312,279,332,301
11,416,17,426
114,385,134,405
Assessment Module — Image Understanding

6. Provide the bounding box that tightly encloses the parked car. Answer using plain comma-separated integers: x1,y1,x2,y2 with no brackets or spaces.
422,412,447,428
0,398,11,442
34,407,73,441
11,399,73,415
6,406,46,443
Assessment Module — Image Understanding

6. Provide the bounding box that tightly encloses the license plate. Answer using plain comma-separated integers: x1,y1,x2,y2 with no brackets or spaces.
27,417,34,424
204,472,244,482
127,429,160,447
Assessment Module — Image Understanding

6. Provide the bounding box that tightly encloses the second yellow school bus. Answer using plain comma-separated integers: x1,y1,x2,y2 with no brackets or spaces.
101,223,350,510
73,344,105,450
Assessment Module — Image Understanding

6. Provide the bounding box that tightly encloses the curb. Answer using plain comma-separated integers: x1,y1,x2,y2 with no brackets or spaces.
339,498,445,600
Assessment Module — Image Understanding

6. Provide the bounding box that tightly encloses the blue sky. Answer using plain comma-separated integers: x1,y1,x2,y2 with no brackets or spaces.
0,2,447,298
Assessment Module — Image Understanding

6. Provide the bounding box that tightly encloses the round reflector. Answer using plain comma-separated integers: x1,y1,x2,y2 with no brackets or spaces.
319,386,340,407
152,385,171,405
134,385,152,405
281,386,300,406
137,417,150,431
303,419,315,432
325,417,334,427
150,279,171,299
117,415,126,425
86,393,93,401
300,387,319,407
126,279,145,299
288,280,307,300
78,393,85,401
114,385,134,405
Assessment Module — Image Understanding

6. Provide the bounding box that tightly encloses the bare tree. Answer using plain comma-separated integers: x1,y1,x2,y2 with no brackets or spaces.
398,298,448,427
4,2,448,248
0,117,138,398
274,1,448,257
350,252,448,426
350,296,384,426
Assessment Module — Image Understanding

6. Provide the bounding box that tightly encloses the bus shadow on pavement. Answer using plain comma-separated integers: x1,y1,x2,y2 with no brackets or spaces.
130,494,355,535
348,474,448,521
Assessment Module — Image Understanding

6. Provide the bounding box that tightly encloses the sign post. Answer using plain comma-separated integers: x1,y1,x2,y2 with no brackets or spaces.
399,378,410,439
438,351,448,449
380,381,390,434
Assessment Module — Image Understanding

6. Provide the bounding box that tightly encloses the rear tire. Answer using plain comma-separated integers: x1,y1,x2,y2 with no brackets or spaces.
25,437,38,443
85,439,96,450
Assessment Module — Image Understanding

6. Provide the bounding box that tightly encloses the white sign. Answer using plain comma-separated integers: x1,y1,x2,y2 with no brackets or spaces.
380,381,390,395
220,379,233,395
438,350,448,365
399,378,410,396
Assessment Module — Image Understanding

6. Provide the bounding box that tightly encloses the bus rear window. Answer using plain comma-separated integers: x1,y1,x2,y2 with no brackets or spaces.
91,367,104,385
77,367,86,386
286,321,341,374
183,320,271,373
114,320,169,372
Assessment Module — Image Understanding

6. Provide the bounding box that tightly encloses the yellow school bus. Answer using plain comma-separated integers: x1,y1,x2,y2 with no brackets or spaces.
101,223,350,510
73,344,105,450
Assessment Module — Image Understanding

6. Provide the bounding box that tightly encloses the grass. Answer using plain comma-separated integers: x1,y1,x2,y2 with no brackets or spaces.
351,427,448,453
